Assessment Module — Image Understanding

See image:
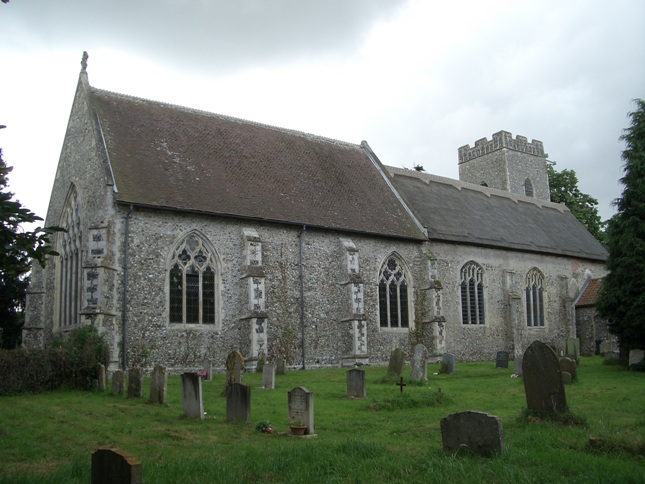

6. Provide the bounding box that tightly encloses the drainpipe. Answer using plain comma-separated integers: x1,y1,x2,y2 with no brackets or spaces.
298,225,307,370
122,205,134,370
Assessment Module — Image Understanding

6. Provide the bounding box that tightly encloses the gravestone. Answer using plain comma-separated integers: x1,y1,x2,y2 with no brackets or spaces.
226,383,251,422
604,351,619,362
97,363,107,391
559,357,577,381
262,363,275,390
514,355,523,377
565,338,580,363
522,341,567,415
111,370,125,396
127,368,144,399
387,347,405,378
202,358,213,381
148,364,167,404
561,371,572,385
442,353,456,374
629,349,644,367
181,372,204,419
410,344,428,382
276,357,287,375
91,448,141,484
495,351,509,369
225,350,245,388
288,386,315,436
440,411,504,457
346,368,366,398
256,351,266,373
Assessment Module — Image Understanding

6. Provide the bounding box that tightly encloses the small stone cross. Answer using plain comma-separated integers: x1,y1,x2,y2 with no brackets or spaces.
396,377,407,393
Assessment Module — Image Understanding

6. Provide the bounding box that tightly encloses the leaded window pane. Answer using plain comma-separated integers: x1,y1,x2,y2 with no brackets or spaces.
460,261,485,324
399,282,409,328
169,264,183,323
378,256,410,329
378,283,388,327
202,267,215,324
526,268,545,327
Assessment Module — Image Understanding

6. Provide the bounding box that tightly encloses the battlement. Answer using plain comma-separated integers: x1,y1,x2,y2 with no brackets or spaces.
458,130,546,164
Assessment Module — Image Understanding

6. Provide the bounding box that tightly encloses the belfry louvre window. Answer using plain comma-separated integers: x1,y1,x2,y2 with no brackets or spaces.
169,233,218,325
525,268,545,327
57,188,82,327
460,261,485,324
378,256,410,329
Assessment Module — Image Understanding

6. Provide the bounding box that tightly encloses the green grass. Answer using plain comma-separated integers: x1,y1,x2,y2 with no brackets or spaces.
0,357,644,483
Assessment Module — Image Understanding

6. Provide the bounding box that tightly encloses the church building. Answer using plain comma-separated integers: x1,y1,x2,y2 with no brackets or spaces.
23,58,608,372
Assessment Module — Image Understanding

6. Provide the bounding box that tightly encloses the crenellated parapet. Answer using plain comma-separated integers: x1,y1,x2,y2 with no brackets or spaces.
458,131,546,164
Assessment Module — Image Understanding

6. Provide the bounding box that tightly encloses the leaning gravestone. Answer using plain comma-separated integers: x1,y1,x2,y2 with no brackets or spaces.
565,338,580,363
495,351,509,369
148,364,167,404
288,386,315,436
111,370,125,396
226,383,251,422
410,344,429,382
629,349,644,367
347,368,366,398
225,350,245,389
440,411,504,457
442,353,456,374
91,448,141,484
513,355,523,377
181,372,204,419
387,347,405,378
262,363,275,390
522,341,567,415
127,368,144,399
559,357,577,381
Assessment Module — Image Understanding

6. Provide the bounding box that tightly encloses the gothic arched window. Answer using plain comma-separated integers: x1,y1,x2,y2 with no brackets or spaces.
169,232,219,325
460,261,485,324
526,268,545,327
378,255,411,329
524,178,534,197
57,187,82,328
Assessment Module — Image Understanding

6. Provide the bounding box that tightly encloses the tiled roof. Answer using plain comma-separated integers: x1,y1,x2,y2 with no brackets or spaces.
91,89,425,240
575,278,603,307
386,167,609,261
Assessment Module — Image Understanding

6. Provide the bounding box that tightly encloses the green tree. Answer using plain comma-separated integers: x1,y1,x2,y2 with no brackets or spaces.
548,164,606,243
0,147,61,348
596,99,645,354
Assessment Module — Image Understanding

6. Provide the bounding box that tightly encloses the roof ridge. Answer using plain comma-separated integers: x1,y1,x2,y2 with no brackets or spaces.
91,87,361,150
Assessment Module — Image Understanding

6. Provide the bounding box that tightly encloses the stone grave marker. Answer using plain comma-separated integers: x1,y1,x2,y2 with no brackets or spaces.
629,349,644,367
495,351,509,369
514,355,523,377
442,353,456,374
346,368,366,398
565,338,580,363
148,364,167,404
559,357,577,381
561,371,572,385
288,386,315,436
262,363,275,390
225,350,245,389
410,344,429,382
440,410,504,457
181,372,204,419
522,340,567,415
97,363,107,391
256,351,266,373
387,347,405,378
202,358,213,381
604,351,619,362
91,448,141,484
127,368,144,399
111,370,125,396
226,383,251,422
276,357,287,375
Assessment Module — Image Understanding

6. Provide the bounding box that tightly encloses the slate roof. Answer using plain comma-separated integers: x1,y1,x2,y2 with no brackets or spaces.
386,167,609,261
90,88,425,240
575,278,603,307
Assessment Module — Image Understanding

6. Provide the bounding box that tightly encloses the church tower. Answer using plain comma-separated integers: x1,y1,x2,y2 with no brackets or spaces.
458,130,550,201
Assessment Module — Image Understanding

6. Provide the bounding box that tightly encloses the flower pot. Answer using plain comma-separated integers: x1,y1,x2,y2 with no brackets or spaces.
289,425,307,435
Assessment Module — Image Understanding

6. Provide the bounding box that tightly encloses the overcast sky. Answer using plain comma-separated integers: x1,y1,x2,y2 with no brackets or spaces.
1,0,644,225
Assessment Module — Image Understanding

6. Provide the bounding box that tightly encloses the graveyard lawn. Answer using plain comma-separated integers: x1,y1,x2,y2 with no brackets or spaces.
0,357,643,483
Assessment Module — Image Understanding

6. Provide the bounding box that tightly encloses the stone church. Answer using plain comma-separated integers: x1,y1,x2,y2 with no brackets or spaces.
23,58,608,372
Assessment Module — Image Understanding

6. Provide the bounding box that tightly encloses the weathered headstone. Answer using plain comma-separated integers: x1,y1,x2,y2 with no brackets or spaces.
514,355,523,377
111,370,125,396
262,363,275,390
387,347,405,378
410,344,429,382
559,357,577,381
276,357,287,375
226,383,251,422
442,353,456,374
256,351,266,373
565,338,580,363
346,368,366,398
97,363,107,391
522,341,567,415
288,386,315,436
91,448,142,484
629,349,644,367
495,351,509,369
127,368,144,399
148,364,167,404
226,350,245,386
561,371,572,385
181,372,204,419
202,358,213,381
440,411,504,457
